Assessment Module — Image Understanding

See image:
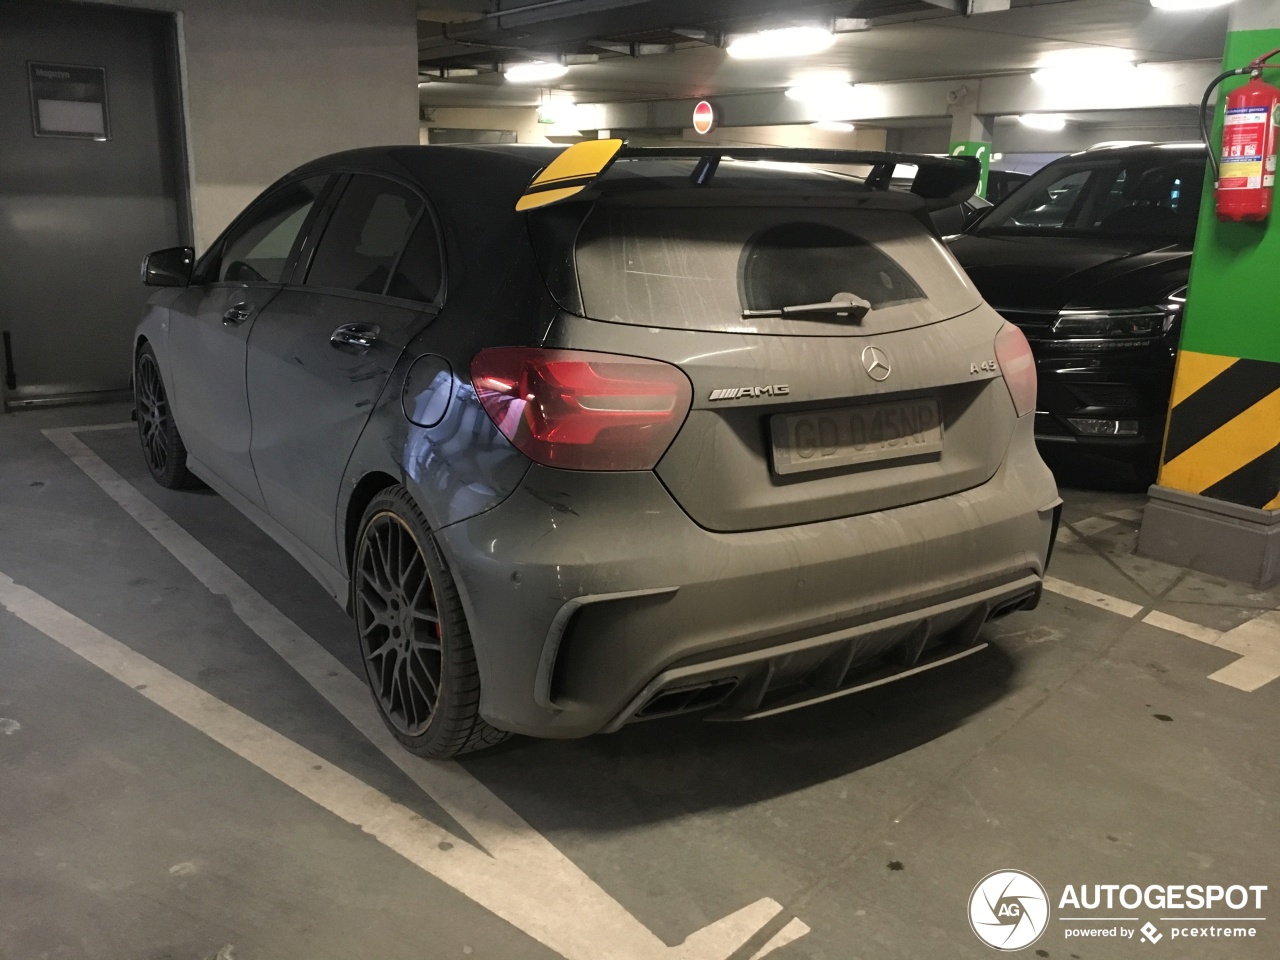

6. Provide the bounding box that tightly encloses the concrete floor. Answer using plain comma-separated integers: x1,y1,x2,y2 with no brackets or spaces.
1,403,1277,960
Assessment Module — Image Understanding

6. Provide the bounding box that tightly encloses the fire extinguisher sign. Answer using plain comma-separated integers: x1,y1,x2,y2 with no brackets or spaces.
1220,105,1268,190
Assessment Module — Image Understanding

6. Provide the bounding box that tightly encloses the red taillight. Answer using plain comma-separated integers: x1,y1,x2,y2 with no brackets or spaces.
470,347,693,471
995,322,1037,418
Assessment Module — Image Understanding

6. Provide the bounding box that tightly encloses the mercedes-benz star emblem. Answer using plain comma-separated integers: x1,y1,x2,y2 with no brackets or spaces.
862,346,892,382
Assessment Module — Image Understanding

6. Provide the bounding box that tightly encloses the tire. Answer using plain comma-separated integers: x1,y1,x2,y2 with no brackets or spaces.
135,342,194,489
352,486,509,758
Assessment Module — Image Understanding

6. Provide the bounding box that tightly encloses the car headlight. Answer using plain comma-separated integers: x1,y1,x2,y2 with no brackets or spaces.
1051,307,1166,339
1162,286,1187,333
1050,287,1186,346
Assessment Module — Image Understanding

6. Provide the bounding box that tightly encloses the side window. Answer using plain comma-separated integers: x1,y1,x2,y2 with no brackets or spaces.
306,175,423,295
1004,169,1091,228
386,215,444,303
219,177,327,283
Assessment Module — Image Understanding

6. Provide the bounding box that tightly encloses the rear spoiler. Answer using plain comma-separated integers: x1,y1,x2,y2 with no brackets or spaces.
515,139,981,213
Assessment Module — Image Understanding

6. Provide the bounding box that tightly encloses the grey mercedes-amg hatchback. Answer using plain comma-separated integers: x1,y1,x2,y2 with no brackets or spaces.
135,141,1060,758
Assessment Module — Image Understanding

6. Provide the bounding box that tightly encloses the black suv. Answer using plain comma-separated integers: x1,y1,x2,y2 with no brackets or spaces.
949,142,1204,485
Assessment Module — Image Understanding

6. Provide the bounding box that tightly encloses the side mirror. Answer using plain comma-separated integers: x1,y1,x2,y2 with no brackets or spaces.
142,246,194,287
963,205,994,232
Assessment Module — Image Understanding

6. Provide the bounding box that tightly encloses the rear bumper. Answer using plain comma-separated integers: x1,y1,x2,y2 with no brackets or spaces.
435,418,1059,738
604,575,1042,731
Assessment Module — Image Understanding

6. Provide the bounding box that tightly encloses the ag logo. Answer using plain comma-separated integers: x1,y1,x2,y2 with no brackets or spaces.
968,870,1049,951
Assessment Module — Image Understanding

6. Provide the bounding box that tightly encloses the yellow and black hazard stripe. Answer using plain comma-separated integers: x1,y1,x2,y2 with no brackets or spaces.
515,138,624,212
1159,350,1280,511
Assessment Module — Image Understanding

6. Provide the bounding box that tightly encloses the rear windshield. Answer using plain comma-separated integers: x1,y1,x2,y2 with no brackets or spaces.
977,152,1205,241
571,205,980,336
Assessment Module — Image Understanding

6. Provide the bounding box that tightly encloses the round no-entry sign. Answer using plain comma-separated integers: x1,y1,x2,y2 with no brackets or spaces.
692,100,715,135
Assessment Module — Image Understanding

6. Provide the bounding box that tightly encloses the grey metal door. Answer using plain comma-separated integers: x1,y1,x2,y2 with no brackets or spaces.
0,1,186,406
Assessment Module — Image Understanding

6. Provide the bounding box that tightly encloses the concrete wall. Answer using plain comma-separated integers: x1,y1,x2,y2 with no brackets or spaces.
419,106,545,144
577,124,887,150
98,0,420,250
679,124,888,151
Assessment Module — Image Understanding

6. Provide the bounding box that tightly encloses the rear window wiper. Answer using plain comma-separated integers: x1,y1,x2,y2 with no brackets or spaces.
742,293,872,322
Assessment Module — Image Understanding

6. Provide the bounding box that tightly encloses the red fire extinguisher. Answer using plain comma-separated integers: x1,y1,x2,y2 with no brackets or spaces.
1204,49,1280,223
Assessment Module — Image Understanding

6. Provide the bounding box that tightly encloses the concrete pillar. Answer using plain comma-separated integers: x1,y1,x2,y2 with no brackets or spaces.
948,101,994,197
110,0,420,250
1138,0,1280,586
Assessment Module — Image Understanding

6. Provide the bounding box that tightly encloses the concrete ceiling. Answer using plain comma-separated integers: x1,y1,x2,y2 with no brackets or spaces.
416,0,1230,108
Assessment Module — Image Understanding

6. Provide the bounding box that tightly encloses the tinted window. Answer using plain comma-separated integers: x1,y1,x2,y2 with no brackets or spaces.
571,205,973,336
980,153,1204,240
219,176,327,283
386,215,443,303
307,175,422,294
742,222,924,312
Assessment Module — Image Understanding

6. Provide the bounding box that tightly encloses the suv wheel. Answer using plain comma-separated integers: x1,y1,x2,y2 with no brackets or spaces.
353,486,509,758
135,343,194,489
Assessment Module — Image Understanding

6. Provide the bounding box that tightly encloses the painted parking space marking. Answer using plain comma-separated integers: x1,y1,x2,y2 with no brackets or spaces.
1040,576,1280,693
1043,576,1145,618
1144,610,1280,692
747,919,811,960
0,572,793,960
41,425,801,959
1042,506,1280,691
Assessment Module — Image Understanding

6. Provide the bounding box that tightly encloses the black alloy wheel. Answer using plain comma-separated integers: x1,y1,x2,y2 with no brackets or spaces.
353,487,508,757
135,343,192,489
356,511,443,737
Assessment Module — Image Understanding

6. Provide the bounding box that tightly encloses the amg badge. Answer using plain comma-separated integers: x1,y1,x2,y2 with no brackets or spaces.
709,385,791,401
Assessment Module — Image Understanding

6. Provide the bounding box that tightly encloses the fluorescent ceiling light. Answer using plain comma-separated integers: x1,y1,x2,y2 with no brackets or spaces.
505,61,568,83
1150,0,1235,10
786,80,858,121
786,80,855,103
811,120,855,132
1032,48,1136,89
537,96,574,122
727,26,836,60
1019,113,1068,131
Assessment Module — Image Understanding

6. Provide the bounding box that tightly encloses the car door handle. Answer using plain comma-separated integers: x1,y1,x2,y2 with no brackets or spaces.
223,302,254,326
330,323,380,350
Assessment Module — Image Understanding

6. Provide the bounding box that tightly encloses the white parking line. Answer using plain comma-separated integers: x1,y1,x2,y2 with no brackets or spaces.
1042,576,1145,618
1141,611,1223,647
747,919,811,960
0,572,792,960
41,425,800,959
1040,579,1280,693
1144,610,1280,693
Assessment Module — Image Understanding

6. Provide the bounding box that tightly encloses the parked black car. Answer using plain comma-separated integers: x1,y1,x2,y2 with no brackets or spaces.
986,169,1032,204
949,142,1205,484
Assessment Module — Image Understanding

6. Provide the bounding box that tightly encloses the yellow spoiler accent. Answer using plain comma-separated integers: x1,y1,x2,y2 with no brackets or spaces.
515,138,624,211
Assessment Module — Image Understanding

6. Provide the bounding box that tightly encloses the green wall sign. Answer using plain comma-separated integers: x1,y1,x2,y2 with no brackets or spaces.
948,140,991,199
